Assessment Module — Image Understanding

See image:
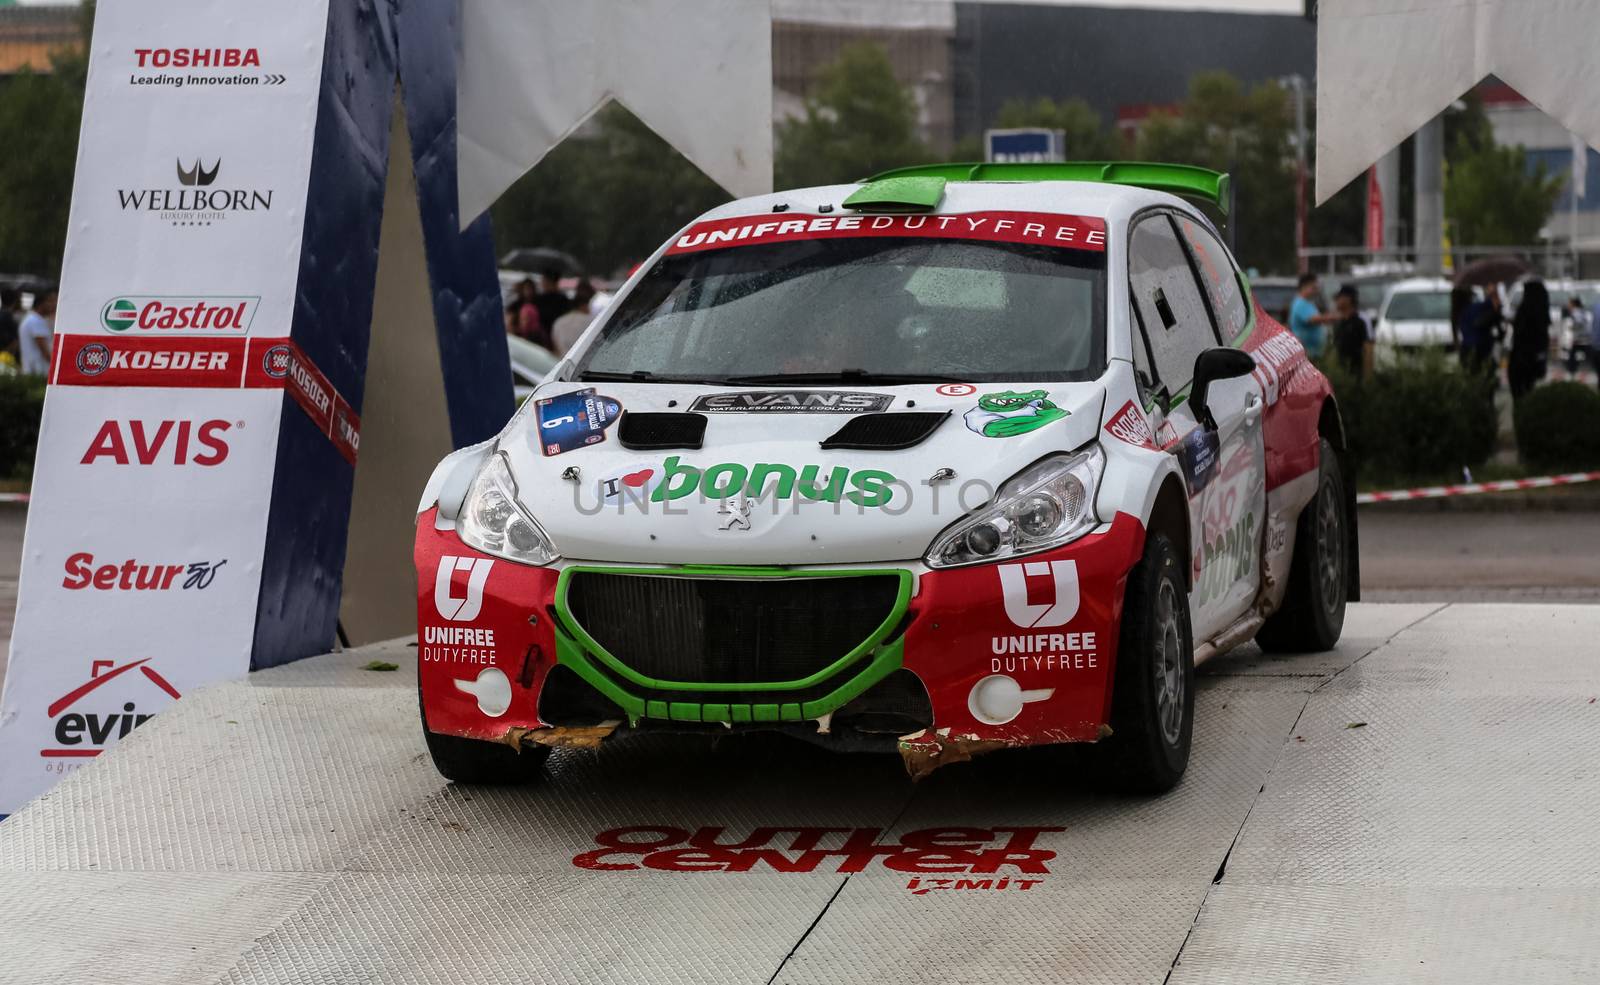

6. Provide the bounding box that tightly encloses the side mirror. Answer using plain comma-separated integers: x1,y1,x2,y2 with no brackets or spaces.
1191,347,1257,431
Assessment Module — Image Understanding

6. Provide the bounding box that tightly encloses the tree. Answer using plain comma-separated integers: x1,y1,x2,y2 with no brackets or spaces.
490,103,731,277
1133,71,1297,273
1444,108,1563,246
989,97,1121,161
0,10,91,278
775,42,927,189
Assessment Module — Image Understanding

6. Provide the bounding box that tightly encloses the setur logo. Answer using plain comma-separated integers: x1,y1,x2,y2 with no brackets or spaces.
101,296,258,334
435,556,493,622
998,560,1080,628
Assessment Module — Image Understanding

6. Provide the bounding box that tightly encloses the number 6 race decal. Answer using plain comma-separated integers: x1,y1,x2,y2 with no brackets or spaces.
533,387,622,456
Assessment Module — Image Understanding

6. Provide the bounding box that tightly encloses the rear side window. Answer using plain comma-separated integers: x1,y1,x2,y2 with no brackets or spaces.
1128,214,1219,396
1175,215,1249,341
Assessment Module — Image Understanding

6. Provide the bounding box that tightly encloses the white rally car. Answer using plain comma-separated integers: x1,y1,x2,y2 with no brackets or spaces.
415,162,1357,792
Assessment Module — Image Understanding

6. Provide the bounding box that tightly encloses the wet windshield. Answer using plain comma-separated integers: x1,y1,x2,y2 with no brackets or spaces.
575,236,1106,384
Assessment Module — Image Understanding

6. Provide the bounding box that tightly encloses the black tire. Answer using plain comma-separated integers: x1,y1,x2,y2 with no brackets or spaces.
1257,438,1348,652
1096,531,1194,794
419,688,549,785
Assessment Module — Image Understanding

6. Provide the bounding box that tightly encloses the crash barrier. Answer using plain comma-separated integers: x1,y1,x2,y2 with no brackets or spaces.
0,0,510,815
1355,470,1600,504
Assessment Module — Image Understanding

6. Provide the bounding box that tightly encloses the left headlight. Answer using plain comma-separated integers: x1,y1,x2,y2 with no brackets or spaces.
458,452,560,565
925,444,1104,569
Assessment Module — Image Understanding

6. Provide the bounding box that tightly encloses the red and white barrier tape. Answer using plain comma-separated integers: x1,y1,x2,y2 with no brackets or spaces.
1357,470,1600,504
0,492,27,503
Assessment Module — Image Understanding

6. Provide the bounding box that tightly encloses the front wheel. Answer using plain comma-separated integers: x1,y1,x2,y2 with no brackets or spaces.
1257,437,1348,652
1096,531,1193,794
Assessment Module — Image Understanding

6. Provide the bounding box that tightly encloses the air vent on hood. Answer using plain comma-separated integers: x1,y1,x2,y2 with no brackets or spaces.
819,411,950,451
617,411,707,450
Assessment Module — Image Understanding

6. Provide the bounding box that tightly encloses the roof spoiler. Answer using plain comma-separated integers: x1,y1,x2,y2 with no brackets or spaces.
859,162,1232,216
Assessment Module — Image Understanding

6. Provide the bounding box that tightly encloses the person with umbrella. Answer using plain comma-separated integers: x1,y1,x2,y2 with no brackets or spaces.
1509,279,1551,400
1454,257,1528,378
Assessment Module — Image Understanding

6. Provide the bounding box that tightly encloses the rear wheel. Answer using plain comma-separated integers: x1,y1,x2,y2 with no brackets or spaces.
1096,531,1193,793
419,688,549,785
1257,438,1348,652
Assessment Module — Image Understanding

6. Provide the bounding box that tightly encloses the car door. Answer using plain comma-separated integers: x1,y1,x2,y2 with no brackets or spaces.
1127,212,1266,643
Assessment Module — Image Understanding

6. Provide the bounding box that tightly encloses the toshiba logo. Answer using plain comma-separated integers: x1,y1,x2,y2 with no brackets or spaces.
80,419,233,466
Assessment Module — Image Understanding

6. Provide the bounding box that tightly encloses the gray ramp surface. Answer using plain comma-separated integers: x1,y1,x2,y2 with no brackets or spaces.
2,603,1597,984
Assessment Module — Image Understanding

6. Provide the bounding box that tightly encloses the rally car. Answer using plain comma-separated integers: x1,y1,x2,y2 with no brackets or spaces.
414,162,1357,792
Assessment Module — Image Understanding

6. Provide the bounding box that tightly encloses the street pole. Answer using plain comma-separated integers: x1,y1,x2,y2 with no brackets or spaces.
1414,113,1444,276
1288,74,1308,274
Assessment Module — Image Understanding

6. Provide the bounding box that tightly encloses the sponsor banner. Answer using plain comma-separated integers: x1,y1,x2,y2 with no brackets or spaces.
688,390,892,414
665,211,1107,256
0,0,329,815
0,388,284,810
51,335,361,463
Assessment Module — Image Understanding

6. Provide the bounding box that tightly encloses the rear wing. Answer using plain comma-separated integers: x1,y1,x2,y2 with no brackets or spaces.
857,162,1232,216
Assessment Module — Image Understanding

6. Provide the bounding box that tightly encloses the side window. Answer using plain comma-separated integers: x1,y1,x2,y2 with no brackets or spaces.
1128,214,1220,396
1129,294,1157,402
1175,215,1249,341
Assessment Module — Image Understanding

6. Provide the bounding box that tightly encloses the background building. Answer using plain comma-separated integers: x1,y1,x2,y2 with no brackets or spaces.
0,1,79,75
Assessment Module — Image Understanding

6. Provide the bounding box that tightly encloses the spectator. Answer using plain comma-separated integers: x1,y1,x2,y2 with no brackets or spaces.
532,265,572,335
1458,283,1503,377
18,288,56,376
552,279,598,356
1288,273,1338,359
1330,285,1370,378
512,278,546,347
0,288,20,357
1508,279,1550,400
1562,295,1595,385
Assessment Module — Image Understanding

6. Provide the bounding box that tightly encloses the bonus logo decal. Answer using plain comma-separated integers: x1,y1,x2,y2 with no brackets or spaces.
650,456,898,508
40,659,181,761
963,390,1067,438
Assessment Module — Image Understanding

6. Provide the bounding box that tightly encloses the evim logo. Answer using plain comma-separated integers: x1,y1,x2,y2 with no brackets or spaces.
101,296,257,334
649,455,899,508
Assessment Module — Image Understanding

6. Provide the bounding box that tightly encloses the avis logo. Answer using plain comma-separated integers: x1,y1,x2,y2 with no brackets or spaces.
81,419,232,466
435,555,492,621
998,560,1079,627
42,659,180,761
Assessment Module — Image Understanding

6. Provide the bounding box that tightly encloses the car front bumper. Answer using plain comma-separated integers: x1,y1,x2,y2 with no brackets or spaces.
415,508,1147,773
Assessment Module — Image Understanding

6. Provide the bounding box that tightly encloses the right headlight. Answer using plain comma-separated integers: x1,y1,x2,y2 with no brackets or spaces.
457,452,560,566
925,444,1104,569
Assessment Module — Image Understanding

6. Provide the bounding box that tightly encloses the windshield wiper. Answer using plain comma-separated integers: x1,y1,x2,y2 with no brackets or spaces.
577,369,728,386
723,369,968,386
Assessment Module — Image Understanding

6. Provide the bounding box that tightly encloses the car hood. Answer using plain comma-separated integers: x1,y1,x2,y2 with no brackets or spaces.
501,382,1107,564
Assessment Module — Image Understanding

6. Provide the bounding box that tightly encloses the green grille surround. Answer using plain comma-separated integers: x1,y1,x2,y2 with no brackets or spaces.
550,565,913,725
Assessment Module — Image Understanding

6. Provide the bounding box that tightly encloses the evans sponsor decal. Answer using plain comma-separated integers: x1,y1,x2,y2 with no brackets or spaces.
688,390,892,414
62,553,225,591
667,211,1107,255
573,825,1063,893
79,419,232,466
101,296,258,334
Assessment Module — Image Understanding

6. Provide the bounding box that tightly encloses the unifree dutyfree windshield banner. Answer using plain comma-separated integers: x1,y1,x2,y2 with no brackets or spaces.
0,0,331,815
666,211,1108,255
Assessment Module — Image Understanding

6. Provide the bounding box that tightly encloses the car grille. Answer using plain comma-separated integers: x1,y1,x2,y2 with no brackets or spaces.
564,571,901,684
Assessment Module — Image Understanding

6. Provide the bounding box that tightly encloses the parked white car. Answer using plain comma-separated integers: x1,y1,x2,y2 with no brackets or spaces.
1374,277,1456,362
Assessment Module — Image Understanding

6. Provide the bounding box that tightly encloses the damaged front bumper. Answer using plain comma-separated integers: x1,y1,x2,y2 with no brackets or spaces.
416,508,1146,775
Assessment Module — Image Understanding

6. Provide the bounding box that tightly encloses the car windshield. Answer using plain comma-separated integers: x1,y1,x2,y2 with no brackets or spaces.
1385,290,1452,321
575,236,1106,384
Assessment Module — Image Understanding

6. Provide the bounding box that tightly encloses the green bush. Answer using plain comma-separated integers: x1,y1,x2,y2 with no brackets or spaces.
0,373,47,479
1321,352,1499,482
1513,382,1600,472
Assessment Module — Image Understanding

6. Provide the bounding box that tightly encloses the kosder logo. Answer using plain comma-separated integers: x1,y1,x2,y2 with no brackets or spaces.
101,296,258,334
